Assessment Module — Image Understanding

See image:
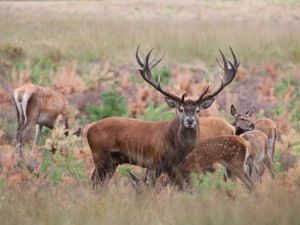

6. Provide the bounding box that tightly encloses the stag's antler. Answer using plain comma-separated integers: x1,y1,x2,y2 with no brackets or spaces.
197,47,240,104
136,46,184,103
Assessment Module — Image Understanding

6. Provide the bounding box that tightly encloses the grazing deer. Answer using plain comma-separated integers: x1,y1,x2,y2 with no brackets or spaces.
230,104,277,163
174,135,256,190
85,46,239,185
14,83,69,155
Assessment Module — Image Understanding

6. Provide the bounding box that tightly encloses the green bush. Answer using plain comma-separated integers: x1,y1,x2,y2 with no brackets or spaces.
137,102,174,121
152,66,171,85
273,76,300,131
30,58,57,84
86,90,128,121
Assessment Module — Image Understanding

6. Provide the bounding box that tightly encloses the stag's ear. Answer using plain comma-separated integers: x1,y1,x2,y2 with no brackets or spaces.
199,98,214,109
165,97,180,109
230,104,238,117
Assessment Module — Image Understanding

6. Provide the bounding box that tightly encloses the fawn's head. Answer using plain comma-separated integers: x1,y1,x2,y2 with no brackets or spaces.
231,104,255,135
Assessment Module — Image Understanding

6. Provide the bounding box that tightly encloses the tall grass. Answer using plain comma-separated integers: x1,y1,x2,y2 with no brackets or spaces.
0,1,299,66
0,172,300,225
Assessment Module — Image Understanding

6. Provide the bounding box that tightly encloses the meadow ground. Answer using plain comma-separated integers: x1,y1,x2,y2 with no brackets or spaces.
0,0,300,224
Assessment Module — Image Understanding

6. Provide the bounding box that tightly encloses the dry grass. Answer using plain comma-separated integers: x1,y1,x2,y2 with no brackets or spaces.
0,0,299,65
0,1,300,224
0,169,300,225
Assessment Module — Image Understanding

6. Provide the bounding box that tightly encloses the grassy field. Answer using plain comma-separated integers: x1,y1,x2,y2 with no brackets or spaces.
0,1,300,224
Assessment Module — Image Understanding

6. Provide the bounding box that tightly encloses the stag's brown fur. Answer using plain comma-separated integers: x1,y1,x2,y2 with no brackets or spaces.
175,135,254,190
14,83,69,153
199,117,235,142
87,114,200,184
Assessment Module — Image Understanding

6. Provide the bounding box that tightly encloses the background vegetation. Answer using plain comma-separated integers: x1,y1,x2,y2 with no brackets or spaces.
0,0,300,224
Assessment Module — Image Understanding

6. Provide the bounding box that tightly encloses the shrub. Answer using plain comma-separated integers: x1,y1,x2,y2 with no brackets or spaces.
30,58,57,84
41,116,86,185
86,90,128,121
152,66,171,85
191,167,236,195
137,102,174,122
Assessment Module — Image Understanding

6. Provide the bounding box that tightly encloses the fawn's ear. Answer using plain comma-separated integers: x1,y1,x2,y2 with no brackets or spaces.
245,106,256,117
199,98,214,109
165,97,180,109
230,104,238,117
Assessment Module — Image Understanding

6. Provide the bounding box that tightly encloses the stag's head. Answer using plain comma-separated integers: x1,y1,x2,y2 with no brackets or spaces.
136,46,240,129
231,104,255,135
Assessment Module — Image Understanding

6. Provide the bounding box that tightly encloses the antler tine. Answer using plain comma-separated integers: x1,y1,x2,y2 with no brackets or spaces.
136,45,144,67
198,47,239,103
230,46,240,69
181,93,187,103
137,47,182,102
151,52,165,69
197,83,210,102
219,49,229,71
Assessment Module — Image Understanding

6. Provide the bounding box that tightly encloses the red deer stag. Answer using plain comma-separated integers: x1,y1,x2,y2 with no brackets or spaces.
231,104,277,163
85,46,239,185
174,135,256,190
14,83,69,155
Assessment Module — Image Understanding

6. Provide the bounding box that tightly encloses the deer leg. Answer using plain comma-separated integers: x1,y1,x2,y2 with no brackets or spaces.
231,166,254,191
224,168,236,182
143,169,156,187
263,156,276,179
91,156,109,186
15,105,25,153
91,151,121,186
32,125,43,153
16,120,35,156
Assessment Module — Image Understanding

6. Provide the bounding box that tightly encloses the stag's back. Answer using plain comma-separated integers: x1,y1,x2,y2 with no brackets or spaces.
199,117,235,142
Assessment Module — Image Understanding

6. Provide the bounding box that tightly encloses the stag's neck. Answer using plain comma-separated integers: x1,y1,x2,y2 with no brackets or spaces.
168,117,199,153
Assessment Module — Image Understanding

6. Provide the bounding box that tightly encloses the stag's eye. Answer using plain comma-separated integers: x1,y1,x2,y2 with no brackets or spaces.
195,108,200,113
178,107,184,113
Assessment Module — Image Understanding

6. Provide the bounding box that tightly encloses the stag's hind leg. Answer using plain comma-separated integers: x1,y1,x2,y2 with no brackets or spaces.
91,151,110,185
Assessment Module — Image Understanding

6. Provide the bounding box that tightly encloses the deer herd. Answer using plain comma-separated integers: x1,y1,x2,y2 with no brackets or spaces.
12,46,277,192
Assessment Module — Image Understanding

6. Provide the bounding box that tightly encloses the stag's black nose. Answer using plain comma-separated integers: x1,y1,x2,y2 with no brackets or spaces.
186,117,195,125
